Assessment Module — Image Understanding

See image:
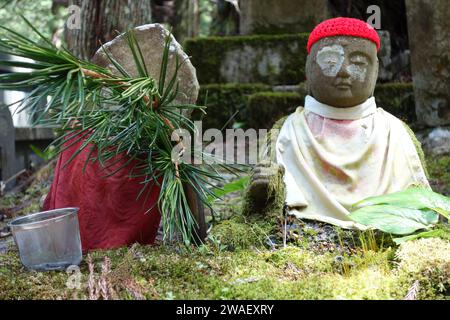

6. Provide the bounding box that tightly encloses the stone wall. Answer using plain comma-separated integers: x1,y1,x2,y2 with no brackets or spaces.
184,34,309,85
196,82,416,130
239,0,331,35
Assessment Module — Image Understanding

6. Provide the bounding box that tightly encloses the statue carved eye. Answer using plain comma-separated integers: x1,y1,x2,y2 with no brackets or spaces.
350,55,369,66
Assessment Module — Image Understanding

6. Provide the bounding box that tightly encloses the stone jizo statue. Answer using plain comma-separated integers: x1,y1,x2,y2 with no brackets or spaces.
246,18,429,228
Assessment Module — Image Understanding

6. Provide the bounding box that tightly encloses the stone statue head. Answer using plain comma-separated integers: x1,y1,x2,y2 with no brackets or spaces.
305,18,380,108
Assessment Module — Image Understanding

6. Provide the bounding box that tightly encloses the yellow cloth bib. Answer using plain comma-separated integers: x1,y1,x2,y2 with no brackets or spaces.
276,96,429,228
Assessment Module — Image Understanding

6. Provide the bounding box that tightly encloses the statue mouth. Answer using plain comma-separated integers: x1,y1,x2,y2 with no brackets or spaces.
335,81,352,90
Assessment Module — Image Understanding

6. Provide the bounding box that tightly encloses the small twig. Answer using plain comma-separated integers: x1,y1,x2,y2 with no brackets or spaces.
87,255,100,300
404,280,420,300
283,204,288,248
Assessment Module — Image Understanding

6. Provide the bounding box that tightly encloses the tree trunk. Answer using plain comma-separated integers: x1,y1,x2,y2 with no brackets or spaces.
173,0,199,44
64,0,152,60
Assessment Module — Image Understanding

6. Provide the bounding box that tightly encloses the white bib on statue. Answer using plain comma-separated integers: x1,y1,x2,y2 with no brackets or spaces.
276,95,430,229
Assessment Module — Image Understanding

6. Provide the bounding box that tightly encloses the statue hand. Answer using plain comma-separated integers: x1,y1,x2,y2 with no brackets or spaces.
247,160,284,212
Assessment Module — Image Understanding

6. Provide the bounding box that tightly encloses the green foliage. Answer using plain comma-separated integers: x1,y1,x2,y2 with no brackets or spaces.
208,176,249,202
184,33,309,85
0,0,65,44
393,225,450,244
350,205,438,235
198,0,214,37
29,144,57,161
350,187,450,243
353,187,450,215
195,83,271,129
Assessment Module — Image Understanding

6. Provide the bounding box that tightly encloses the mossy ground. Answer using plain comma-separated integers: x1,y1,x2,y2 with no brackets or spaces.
0,155,449,300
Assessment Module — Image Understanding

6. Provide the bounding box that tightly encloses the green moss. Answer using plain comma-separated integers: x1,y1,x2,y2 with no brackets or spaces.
184,34,309,85
2,235,449,299
247,92,304,129
374,83,416,124
195,83,272,130
208,215,274,251
241,115,288,217
242,166,286,218
0,251,72,299
427,154,450,196
396,238,450,299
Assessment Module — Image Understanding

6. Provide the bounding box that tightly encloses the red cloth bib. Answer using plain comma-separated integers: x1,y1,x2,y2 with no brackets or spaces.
43,135,161,252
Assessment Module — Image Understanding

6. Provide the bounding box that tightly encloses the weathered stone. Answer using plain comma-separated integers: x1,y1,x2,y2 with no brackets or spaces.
417,127,450,156
92,23,199,104
247,92,304,129
185,34,309,85
239,0,331,35
406,0,450,127
0,105,16,183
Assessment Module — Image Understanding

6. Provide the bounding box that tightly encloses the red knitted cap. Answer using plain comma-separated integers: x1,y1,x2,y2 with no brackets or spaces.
307,17,380,54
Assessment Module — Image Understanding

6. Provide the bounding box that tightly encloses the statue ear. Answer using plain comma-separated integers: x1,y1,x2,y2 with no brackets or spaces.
305,54,312,94
371,56,380,96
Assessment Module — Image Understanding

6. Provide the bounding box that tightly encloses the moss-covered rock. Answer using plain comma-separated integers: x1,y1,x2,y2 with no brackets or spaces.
396,238,450,299
196,82,415,131
195,83,272,129
374,83,416,124
208,215,274,251
184,34,309,85
247,92,305,129
427,154,450,195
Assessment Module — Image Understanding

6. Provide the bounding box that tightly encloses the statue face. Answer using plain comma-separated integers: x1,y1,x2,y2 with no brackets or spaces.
306,36,379,108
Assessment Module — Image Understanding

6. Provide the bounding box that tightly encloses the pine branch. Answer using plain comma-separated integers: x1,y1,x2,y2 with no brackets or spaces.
0,17,229,245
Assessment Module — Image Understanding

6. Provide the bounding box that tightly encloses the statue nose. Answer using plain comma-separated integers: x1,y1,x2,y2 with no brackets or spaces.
337,59,351,78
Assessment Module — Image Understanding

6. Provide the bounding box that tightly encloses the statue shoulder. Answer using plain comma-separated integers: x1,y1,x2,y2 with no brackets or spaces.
400,120,429,178
272,106,305,132
379,109,428,178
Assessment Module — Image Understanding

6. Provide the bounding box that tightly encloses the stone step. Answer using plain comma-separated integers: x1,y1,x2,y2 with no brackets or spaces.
184,34,309,85
195,82,416,130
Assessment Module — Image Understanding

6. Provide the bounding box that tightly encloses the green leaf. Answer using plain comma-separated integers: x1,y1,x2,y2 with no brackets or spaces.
353,187,450,218
393,228,449,244
348,205,438,235
208,176,249,202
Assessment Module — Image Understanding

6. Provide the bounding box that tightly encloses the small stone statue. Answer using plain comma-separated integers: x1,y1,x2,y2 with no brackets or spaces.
43,24,203,251
0,104,16,190
246,18,429,228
